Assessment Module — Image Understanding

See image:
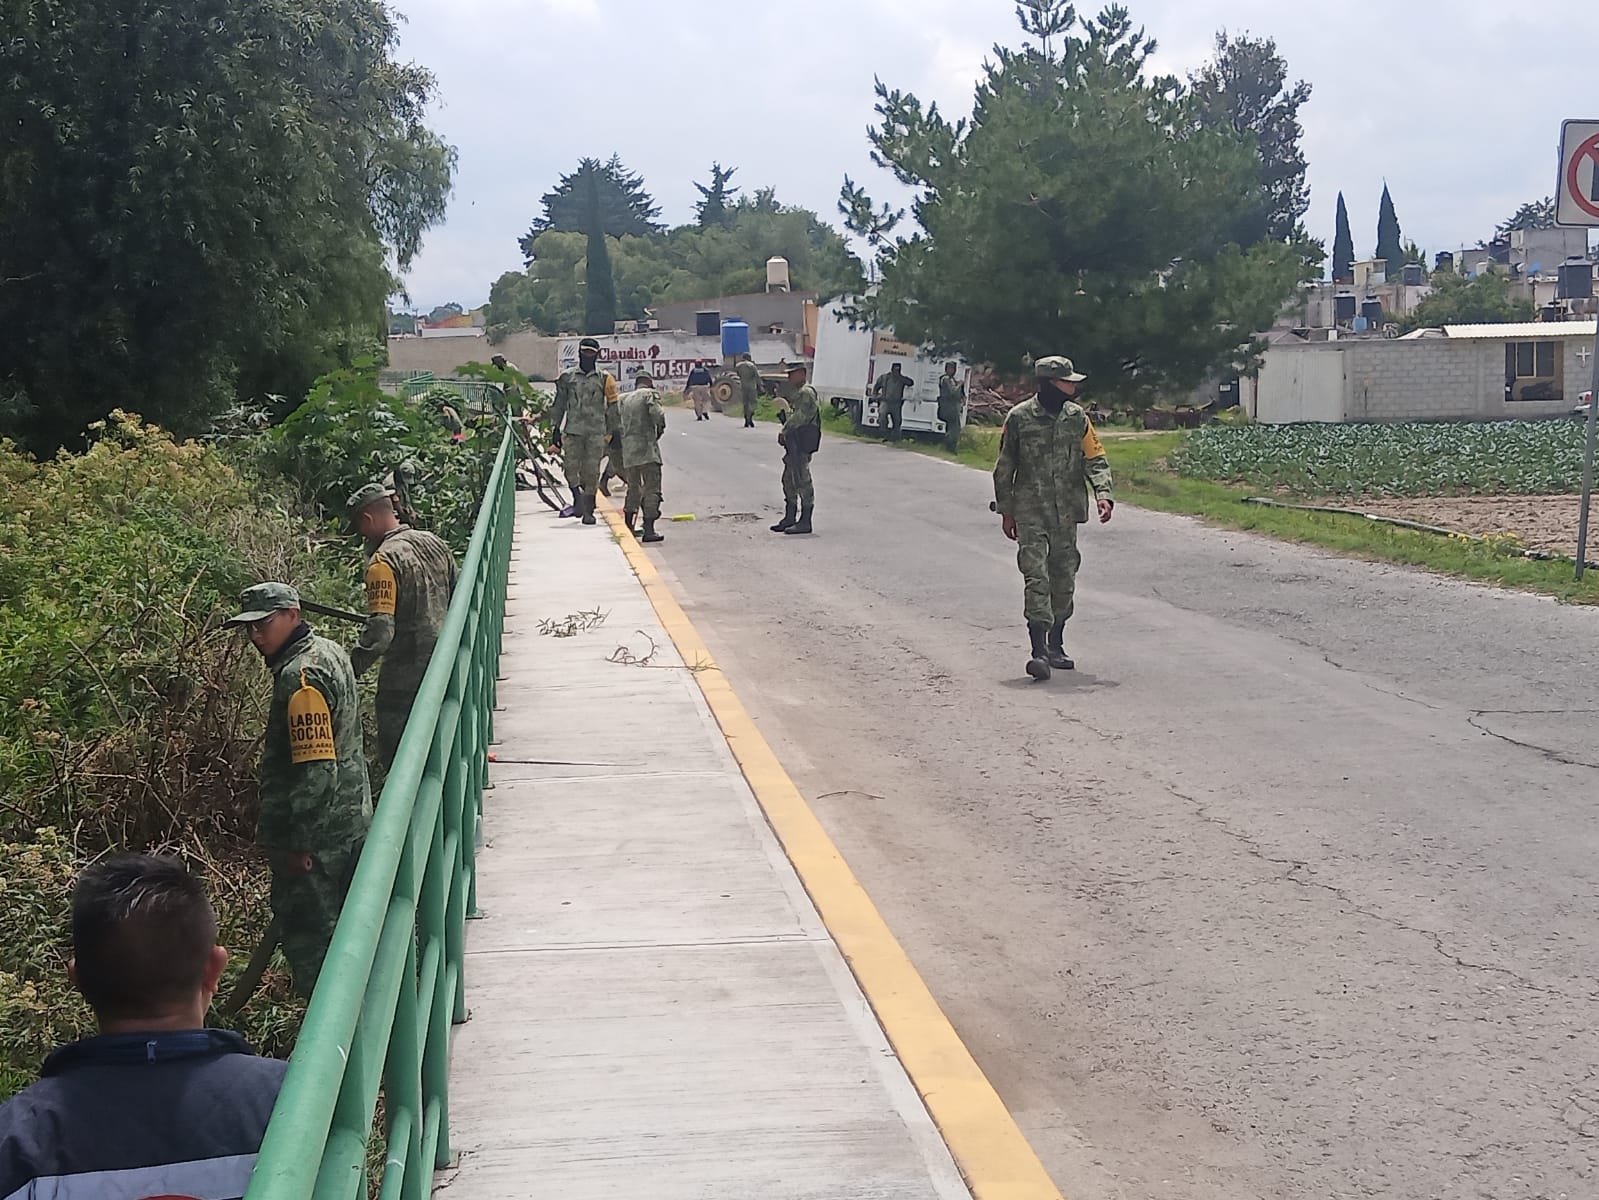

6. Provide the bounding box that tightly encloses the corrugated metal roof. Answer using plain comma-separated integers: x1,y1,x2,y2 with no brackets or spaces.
1442,320,1598,339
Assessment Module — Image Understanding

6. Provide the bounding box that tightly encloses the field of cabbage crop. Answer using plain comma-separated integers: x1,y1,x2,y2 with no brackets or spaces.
1172,421,1591,497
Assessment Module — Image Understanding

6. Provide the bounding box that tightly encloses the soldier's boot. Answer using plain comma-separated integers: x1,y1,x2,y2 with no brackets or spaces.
1026,622,1053,682
771,501,797,533
561,489,582,519
580,491,597,525
624,508,639,536
744,415,755,428
641,518,664,544
783,502,813,535
597,470,612,497
1046,619,1074,671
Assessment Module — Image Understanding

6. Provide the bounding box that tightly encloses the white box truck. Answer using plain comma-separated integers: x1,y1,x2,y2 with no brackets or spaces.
811,298,972,438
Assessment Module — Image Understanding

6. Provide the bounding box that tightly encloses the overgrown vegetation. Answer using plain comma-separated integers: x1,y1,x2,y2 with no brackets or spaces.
0,370,493,1096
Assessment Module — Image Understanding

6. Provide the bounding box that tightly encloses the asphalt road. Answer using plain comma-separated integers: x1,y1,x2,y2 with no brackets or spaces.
641,411,1599,1200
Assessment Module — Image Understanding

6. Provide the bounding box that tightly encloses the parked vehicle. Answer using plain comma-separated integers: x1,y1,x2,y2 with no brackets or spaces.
810,299,972,438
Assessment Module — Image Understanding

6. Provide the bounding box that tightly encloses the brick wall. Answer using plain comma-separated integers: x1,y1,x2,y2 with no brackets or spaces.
1256,338,1581,423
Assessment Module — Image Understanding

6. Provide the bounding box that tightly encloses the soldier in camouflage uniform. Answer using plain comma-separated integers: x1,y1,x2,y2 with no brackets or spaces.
617,370,668,544
346,483,459,767
938,362,966,452
871,363,915,441
550,336,620,525
771,363,820,536
229,582,372,997
735,353,761,428
993,355,1114,682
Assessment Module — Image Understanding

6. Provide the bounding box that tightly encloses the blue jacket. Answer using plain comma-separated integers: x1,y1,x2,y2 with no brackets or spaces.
0,1029,287,1200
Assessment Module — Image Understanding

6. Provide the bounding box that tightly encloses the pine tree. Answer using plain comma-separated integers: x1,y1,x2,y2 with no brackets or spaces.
693,162,739,228
1332,192,1354,282
1375,184,1404,275
583,172,617,334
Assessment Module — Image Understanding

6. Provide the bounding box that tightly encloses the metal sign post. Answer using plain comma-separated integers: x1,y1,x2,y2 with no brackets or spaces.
1555,120,1599,579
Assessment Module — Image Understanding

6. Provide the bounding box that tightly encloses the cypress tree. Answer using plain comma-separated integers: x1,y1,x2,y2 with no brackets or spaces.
1332,192,1354,282
1375,184,1404,276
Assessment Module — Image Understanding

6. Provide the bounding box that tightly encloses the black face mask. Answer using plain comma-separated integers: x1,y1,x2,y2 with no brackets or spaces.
1038,381,1068,414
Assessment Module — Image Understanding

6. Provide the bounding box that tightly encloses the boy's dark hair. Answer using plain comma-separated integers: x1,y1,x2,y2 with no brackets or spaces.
71,854,218,1019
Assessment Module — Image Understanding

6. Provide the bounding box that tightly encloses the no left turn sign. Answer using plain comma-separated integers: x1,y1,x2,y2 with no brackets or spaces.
1557,120,1599,226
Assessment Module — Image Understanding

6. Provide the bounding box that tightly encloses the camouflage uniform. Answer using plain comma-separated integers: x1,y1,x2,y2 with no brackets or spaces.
617,382,667,536
873,368,914,440
938,372,966,451
772,380,820,534
735,358,761,426
232,585,373,998
551,363,620,499
349,517,459,767
993,358,1112,666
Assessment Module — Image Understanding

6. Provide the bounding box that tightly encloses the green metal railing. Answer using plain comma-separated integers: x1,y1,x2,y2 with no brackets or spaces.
246,432,516,1200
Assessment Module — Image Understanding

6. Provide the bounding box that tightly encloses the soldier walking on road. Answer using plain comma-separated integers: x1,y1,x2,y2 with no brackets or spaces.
346,483,459,767
993,356,1113,681
938,362,966,452
228,583,372,997
771,363,821,536
551,336,619,525
618,370,668,544
872,362,914,441
735,353,761,428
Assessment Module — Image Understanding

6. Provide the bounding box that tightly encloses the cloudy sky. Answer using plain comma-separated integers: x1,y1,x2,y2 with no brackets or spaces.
389,0,1596,310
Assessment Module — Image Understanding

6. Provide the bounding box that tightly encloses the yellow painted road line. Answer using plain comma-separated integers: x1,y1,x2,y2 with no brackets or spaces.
599,503,1063,1200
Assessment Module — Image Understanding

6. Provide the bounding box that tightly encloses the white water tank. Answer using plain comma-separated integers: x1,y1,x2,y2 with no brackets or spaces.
766,256,791,293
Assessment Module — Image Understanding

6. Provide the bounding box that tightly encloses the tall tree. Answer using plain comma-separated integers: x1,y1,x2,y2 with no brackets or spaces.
0,0,455,452
693,162,739,228
519,155,661,260
1375,184,1404,272
840,0,1316,404
1496,197,1557,237
583,172,618,334
1332,192,1355,282
1189,30,1313,243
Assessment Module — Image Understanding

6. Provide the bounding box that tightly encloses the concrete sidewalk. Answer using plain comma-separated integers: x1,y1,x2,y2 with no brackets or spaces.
436,493,973,1199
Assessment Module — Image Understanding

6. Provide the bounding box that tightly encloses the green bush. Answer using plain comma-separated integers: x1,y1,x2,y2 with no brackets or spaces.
0,414,366,1089
249,362,484,547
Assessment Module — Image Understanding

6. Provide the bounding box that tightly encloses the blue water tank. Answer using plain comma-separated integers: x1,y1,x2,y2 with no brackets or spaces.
721,319,750,358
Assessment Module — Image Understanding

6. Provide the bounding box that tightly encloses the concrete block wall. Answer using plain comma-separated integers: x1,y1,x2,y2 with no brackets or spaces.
1343,341,1488,422
387,332,562,381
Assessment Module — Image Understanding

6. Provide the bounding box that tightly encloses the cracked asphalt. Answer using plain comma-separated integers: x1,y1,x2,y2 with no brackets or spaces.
637,414,1599,1199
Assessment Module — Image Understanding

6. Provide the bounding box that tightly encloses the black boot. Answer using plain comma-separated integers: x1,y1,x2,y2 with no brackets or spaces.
641,518,664,544
783,502,813,535
580,491,597,525
1046,619,1074,671
744,417,755,428
624,509,639,536
597,470,612,497
563,489,583,519
771,502,797,533
1026,622,1052,681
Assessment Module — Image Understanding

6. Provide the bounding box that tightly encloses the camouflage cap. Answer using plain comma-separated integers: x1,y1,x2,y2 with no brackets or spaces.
1034,355,1087,383
227,582,301,625
632,368,654,382
345,482,396,519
